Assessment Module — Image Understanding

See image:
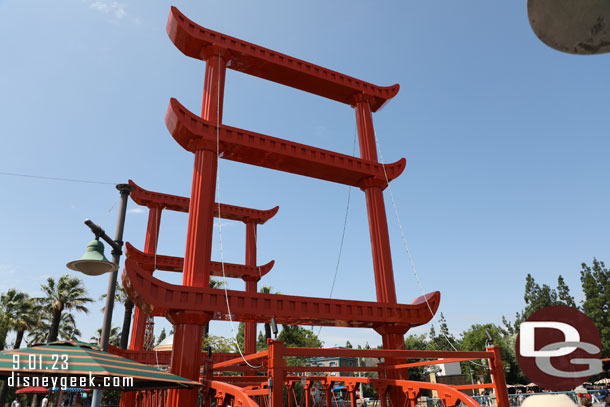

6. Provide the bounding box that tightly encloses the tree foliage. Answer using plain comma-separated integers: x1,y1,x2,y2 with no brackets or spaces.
580,258,610,358
504,273,575,334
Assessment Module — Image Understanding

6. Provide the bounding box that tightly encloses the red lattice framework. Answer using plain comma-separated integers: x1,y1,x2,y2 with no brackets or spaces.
116,7,510,407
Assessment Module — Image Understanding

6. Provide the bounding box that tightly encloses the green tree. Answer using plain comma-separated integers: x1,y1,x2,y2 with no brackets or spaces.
459,323,525,384
580,259,610,358
278,325,323,348
277,325,322,366
28,312,81,344
0,291,40,407
202,335,236,353
156,328,167,347
0,289,37,350
90,327,121,347
39,275,93,342
404,334,428,381
427,313,459,351
504,274,575,334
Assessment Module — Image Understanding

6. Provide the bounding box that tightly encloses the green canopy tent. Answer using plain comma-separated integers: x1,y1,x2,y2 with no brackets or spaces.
0,341,200,391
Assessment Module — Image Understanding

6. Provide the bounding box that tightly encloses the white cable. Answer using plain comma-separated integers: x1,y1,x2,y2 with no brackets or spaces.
214,53,262,369
366,101,487,368
317,126,357,337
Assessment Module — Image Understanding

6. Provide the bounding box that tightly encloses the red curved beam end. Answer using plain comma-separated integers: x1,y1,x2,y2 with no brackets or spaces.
166,6,398,112
122,258,439,329
128,180,279,224
124,242,275,280
166,99,406,189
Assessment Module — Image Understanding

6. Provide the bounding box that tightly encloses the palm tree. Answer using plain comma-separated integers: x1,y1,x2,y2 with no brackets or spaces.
27,312,81,344
90,327,121,347
11,294,39,349
39,275,93,342
0,289,29,350
0,289,39,407
100,283,134,349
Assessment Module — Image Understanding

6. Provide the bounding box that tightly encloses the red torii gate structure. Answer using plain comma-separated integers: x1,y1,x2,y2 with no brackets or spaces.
126,179,278,354
119,6,509,407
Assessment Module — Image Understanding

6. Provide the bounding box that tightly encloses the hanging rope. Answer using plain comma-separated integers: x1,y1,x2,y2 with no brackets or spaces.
214,52,263,369
317,125,358,337
366,100,487,368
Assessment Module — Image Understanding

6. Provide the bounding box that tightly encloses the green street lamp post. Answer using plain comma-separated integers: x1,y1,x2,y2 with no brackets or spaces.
67,183,133,407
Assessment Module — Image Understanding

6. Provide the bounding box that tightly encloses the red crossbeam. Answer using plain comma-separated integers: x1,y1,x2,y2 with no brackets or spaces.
166,99,406,189
107,345,239,366
125,243,274,279
123,258,439,328
166,7,398,112
129,180,278,224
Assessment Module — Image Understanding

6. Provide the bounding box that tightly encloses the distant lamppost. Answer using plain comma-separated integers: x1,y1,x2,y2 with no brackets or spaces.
67,183,133,407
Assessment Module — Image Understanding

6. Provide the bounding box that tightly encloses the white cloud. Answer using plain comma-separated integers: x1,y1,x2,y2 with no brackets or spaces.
127,207,146,214
87,0,132,23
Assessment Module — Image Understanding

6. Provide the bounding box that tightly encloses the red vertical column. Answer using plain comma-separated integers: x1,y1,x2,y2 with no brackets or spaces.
168,53,227,407
129,205,163,351
487,346,509,407
244,221,258,354
354,97,405,406
183,53,227,287
121,205,162,407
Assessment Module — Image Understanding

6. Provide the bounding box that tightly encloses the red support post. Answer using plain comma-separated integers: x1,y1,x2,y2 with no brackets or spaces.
244,222,258,355
268,340,286,407
287,382,295,407
304,381,312,407
323,382,333,407
487,345,509,407
130,205,163,350
183,53,227,288
354,97,406,406
121,205,162,407
166,311,211,407
167,52,227,407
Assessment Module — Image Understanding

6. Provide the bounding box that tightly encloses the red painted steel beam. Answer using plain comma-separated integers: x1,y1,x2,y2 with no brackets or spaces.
122,258,439,328
129,180,279,224
125,242,274,280
108,345,239,366
166,98,406,189
282,348,492,360
166,7,399,112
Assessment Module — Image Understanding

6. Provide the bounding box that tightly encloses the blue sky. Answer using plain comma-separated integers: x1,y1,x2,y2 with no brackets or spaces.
0,1,608,349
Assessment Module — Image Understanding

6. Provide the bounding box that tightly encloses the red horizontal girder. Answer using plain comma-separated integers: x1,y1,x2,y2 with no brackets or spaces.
107,345,239,366
129,180,278,224
125,242,274,280
122,258,440,328
166,99,406,189
166,7,399,112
